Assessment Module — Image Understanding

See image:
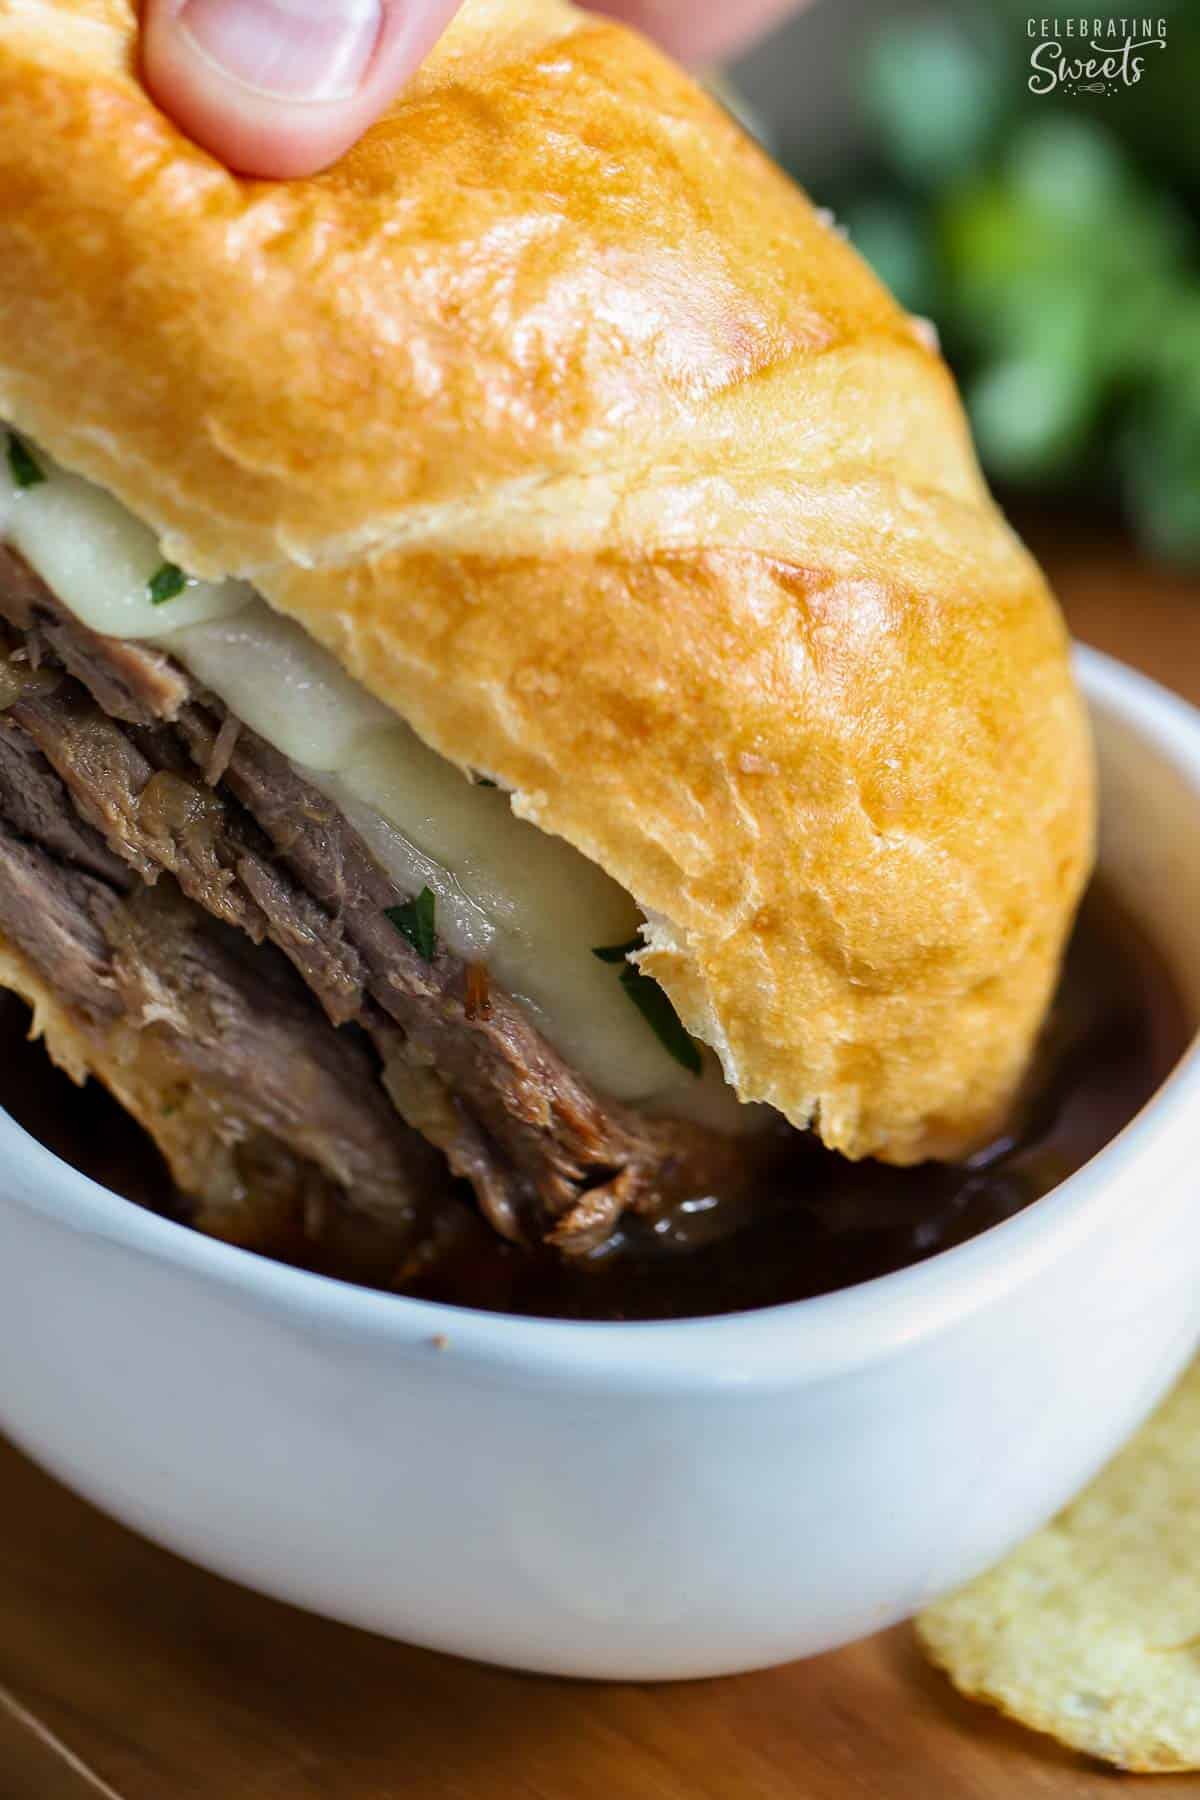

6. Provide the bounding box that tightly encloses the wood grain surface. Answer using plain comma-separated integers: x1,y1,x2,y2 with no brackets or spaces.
1,525,1198,1800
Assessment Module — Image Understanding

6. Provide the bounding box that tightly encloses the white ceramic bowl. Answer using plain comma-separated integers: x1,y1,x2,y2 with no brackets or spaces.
1,648,1198,1681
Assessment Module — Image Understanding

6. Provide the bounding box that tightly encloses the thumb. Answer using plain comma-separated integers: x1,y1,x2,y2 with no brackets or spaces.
141,0,466,178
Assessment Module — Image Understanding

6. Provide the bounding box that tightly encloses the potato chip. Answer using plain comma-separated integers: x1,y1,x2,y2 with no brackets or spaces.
918,1355,1200,1772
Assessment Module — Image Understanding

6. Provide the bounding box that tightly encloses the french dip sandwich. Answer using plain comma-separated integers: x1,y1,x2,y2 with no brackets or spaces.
0,0,1094,1276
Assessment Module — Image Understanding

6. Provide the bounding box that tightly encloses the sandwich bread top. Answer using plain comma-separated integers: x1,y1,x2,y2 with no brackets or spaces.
0,0,1095,1160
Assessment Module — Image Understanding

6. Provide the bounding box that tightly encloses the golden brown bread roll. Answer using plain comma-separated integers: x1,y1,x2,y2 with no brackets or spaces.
0,0,1094,1165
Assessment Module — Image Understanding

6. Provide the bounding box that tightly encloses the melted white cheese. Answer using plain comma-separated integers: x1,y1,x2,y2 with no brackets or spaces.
0,445,251,635
166,608,395,771
331,730,706,1106
1,431,764,1129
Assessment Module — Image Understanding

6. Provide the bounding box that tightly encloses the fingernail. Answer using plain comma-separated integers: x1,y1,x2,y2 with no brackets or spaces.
176,0,384,102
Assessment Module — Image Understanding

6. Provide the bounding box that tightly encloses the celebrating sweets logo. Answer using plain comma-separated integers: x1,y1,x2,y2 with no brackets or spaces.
1026,16,1168,94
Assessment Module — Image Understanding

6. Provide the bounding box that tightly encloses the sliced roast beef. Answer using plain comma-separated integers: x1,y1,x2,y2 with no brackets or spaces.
201,717,769,1250
0,546,188,726
103,881,438,1250
0,725,131,888
0,817,121,1017
0,552,779,1254
0,807,440,1271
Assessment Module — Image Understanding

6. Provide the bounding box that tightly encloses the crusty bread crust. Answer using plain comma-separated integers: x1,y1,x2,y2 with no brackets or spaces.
0,0,1095,1159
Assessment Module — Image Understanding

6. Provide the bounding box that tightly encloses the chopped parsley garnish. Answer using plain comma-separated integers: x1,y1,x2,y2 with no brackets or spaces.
592,937,702,1076
592,936,643,965
386,886,438,962
147,562,187,606
7,433,45,490
616,965,703,1076
471,772,498,789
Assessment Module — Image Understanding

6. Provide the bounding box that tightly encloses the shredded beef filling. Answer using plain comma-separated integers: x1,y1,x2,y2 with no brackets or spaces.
0,811,444,1276
0,547,780,1259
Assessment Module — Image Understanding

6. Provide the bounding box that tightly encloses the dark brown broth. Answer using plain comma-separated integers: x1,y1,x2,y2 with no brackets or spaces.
0,885,1190,1321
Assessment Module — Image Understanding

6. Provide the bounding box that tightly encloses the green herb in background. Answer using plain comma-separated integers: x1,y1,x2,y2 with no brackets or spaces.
147,562,187,605
829,2,1200,565
7,434,45,490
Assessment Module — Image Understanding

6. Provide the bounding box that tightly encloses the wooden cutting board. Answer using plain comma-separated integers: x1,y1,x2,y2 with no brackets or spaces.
1,526,1198,1800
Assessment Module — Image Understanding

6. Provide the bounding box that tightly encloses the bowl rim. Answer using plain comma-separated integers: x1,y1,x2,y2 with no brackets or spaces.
3,645,1199,1394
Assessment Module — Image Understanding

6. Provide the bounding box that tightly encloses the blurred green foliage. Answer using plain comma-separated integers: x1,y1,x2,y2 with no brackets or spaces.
829,1,1200,562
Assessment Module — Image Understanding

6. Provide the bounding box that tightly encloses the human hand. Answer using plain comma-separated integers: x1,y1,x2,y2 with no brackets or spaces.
141,0,800,179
